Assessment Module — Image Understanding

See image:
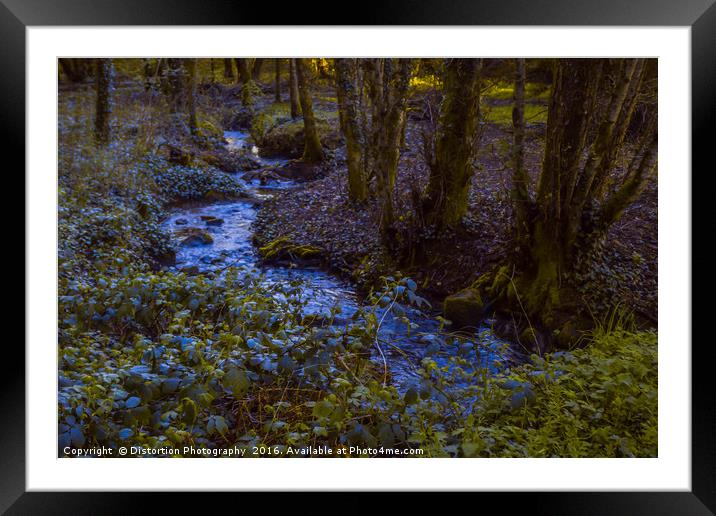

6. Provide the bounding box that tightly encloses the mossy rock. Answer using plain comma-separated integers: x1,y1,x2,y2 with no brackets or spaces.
204,189,235,202
249,103,291,143
272,160,324,181
249,104,342,159
197,119,224,141
250,112,288,144
178,228,214,247
224,108,254,131
260,119,341,158
443,288,486,329
203,149,264,173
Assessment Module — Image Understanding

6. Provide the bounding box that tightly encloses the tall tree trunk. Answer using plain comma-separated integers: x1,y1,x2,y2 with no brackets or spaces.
289,59,301,118
94,59,112,146
235,58,251,83
364,59,414,236
315,58,330,79
423,58,482,228
234,58,255,106
295,58,324,163
489,58,656,335
184,58,198,135
157,58,170,97
223,58,234,80
142,58,155,91
252,58,265,81
511,58,530,246
335,58,367,202
274,59,281,103
166,58,186,113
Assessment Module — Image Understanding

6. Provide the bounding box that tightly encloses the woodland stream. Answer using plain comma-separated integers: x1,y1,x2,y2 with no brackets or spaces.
162,131,516,393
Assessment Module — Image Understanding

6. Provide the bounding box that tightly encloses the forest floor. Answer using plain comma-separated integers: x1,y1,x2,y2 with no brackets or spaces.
249,85,658,326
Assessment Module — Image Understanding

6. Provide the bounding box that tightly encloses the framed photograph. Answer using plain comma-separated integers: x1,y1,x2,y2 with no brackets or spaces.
6,0,712,511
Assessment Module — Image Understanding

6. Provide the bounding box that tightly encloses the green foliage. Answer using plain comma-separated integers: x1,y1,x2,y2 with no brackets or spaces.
59,243,657,457
461,330,657,457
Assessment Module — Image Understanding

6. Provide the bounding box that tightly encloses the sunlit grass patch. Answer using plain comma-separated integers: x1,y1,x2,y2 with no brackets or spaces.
483,81,551,102
482,103,548,125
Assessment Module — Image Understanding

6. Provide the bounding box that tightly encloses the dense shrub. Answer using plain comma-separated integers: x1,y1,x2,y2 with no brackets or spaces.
152,161,247,202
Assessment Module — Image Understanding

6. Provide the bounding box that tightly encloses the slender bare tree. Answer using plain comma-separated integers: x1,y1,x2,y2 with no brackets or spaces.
223,58,234,80
274,59,281,103
94,58,113,145
289,59,301,118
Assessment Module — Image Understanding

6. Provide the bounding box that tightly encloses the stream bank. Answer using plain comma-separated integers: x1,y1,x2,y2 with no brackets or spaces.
163,131,517,390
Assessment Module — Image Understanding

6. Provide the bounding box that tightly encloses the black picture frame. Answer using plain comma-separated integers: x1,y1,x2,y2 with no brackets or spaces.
4,0,712,512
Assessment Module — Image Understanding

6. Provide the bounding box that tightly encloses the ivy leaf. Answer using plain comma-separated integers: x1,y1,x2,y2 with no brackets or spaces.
312,399,334,418
118,428,134,440
461,441,483,457
207,415,229,436
70,426,85,447
404,387,419,405
125,396,141,409
223,367,251,397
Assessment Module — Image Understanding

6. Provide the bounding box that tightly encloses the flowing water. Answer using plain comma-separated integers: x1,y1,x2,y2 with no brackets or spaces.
163,131,515,391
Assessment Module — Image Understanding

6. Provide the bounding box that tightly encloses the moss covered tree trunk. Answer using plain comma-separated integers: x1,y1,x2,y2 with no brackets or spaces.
295,58,324,163
446,58,658,346
511,58,530,245
184,58,198,135
142,58,156,91
522,58,656,329
234,58,255,106
315,58,330,79
252,58,265,81
363,59,413,237
423,58,482,228
93,58,112,146
166,58,186,113
274,59,281,103
223,58,234,80
289,59,301,119
335,58,367,202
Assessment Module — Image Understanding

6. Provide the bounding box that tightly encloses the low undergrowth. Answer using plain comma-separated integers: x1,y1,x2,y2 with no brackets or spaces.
57,80,657,458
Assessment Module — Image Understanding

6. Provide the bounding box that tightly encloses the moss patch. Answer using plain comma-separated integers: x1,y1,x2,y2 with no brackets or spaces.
259,235,323,261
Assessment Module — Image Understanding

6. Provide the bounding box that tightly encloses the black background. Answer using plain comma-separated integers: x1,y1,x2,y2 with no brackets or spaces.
3,0,713,513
